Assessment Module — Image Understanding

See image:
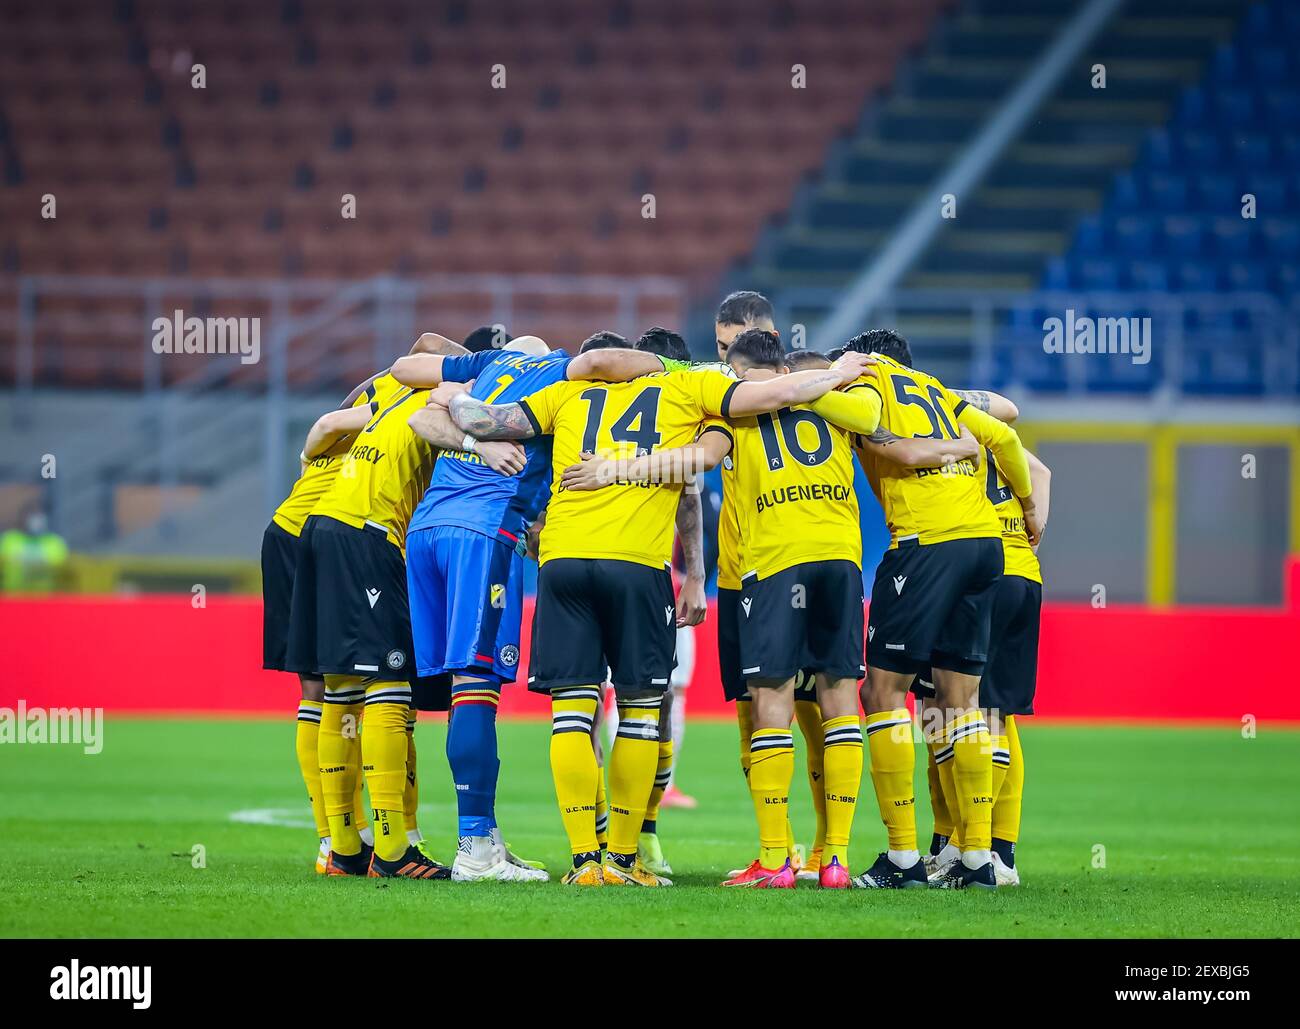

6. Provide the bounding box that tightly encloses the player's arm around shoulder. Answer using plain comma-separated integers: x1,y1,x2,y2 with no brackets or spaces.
859,424,982,470
559,424,731,492
951,388,1019,423
564,347,666,383
410,397,527,476
723,351,875,417
1024,449,1051,546
302,405,373,462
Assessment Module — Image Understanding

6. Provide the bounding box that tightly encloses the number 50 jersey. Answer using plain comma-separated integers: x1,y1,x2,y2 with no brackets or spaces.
519,369,736,568
852,353,1001,548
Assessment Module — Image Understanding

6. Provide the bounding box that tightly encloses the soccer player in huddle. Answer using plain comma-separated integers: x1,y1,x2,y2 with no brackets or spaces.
283,342,527,879
841,329,1038,890
563,332,977,887
629,326,706,871
262,332,468,872
389,334,669,881
710,292,829,877
921,437,1051,887
448,344,876,885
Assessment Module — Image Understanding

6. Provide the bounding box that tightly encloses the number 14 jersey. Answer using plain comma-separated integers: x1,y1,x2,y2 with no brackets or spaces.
519,369,736,568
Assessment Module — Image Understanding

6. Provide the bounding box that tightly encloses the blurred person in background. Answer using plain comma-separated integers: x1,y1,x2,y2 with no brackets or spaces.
1,507,69,594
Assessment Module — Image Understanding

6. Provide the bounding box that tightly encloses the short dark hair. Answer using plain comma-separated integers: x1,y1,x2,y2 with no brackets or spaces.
786,349,829,371
463,326,511,352
634,326,689,362
726,328,783,372
715,290,774,328
578,330,628,354
826,346,846,362
844,328,912,368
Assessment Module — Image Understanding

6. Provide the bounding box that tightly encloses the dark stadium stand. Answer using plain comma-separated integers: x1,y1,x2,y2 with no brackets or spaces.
1005,0,1299,395
0,0,954,386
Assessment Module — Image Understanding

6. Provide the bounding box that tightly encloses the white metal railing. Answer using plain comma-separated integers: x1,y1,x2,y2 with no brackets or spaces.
3,272,686,545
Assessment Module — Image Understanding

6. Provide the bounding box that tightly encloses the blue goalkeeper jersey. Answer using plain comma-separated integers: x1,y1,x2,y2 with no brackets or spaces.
408,348,570,545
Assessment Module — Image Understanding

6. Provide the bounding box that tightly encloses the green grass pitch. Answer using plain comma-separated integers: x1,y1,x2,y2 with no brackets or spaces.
2,717,1297,937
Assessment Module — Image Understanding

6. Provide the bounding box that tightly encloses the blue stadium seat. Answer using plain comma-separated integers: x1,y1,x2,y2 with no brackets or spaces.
1146,172,1189,211
1262,219,1300,258
1141,129,1174,169
1175,260,1220,292
1213,87,1256,126
1230,133,1273,169
1211,217,1254,258
1110,171,1142,211
1077,259,1120,290
1042,256,1070,290
1162,216,1203,257
1226,260,1268,292
1177,130,1220,169
1114,215,1157,256
1193,170,1237,209
1072,214,1106,256
1125,259,1168,291
1252,48,1290,86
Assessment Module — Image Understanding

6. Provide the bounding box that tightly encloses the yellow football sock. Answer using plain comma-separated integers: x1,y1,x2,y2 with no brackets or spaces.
595,767,609,850
371,806,405,863
351,771,369,833
608,698,662,859
319,676,366,854
736,700,753,779
361,684,411,862
926,738,954,840
866,708,917,851
992,716,1024,844
947,710,993,852
404,708,419,837
295,701,329,839
795,698,828,859
642,738,673,831
550,687,601,858
991,731,1010,806
821,715,863,867
940,761,963,849
749,727,794,868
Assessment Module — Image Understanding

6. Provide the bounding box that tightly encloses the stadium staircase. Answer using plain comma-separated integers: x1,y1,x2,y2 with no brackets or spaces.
739,0,1251,373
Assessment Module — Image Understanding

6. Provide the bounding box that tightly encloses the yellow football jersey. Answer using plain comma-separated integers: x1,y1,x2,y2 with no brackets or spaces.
311,379,437,551
271,376,398,537
727,403,861,579
520,369,736,568
693,363,742,588
984,448,1042,583
851,354,1000,547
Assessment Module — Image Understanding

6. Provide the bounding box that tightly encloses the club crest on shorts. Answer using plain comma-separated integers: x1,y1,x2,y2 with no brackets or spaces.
386,649,406,670
500,644,519,667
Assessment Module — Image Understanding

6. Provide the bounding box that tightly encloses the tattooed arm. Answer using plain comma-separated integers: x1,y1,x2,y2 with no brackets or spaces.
674,490,707,626
952,389,1019,423
409,402,527,475
858,424,982,470
448,391,538,440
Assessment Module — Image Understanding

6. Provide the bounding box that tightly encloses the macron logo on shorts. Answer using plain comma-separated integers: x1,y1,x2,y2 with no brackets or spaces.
366,588,381,609
893,575,907,595
741,597,752,618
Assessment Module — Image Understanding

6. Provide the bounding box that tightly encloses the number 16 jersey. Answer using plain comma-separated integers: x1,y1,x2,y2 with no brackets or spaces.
725,405,861,579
